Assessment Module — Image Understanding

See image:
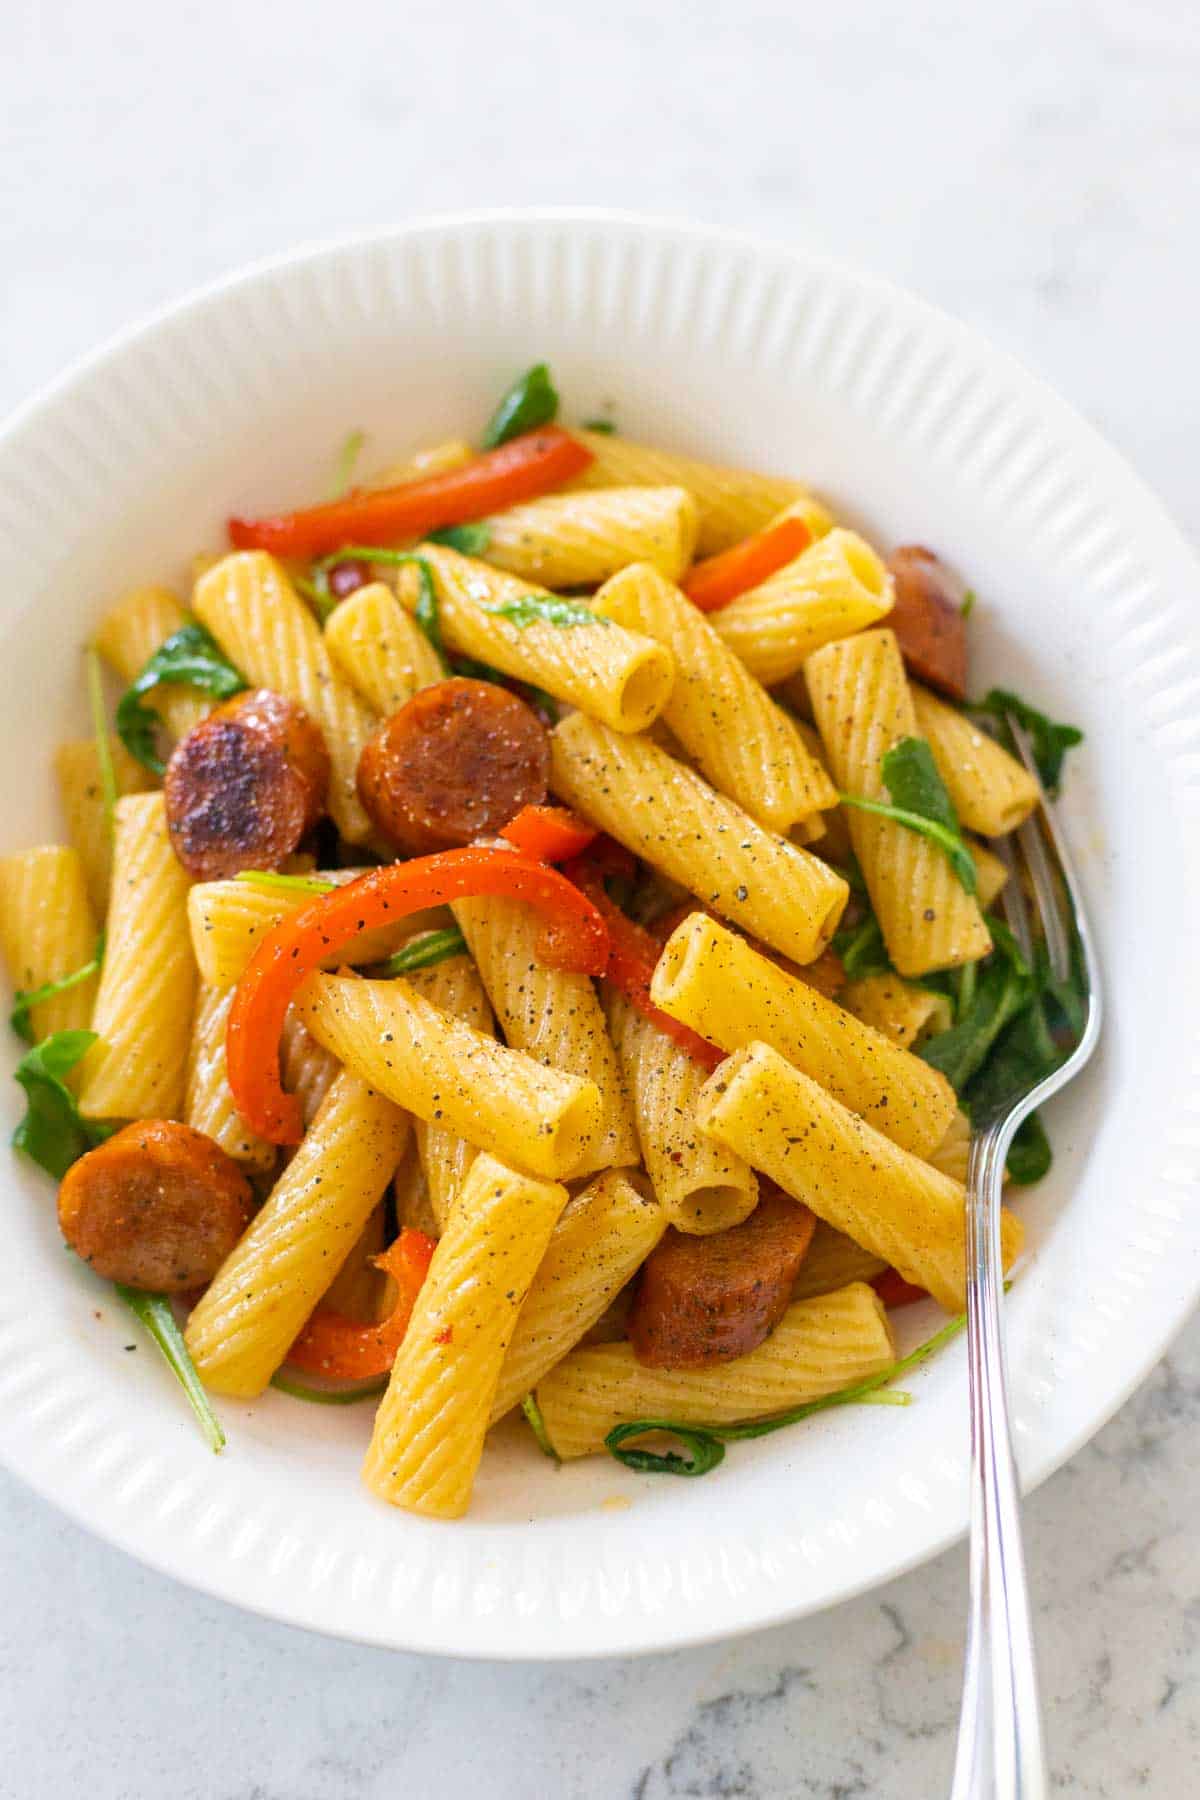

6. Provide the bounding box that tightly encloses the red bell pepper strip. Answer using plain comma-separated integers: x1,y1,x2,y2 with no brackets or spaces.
872,1268,930,1309
500,804,598,863
228,426,592,560
561,855,724,1071
226,847,610,1144
681,515,812,612
284,1229,436,1380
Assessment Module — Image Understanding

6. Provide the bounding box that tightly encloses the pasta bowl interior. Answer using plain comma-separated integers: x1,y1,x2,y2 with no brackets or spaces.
0,211,1197,1659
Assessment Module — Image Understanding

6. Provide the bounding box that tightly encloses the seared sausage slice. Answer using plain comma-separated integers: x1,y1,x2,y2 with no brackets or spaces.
886,546,969,701
58,1120,255,1292
357,678,550,855
165,688,330,880
628,1187,817,1369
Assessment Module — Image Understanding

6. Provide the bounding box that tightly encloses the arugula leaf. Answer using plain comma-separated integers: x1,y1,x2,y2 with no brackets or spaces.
116,623,247,775
963,990,1063,1120
293,571,337,625
116,1286,225,1452
521,1392,561,1463
234,869,337,896
12,1030,111,1178
481,592,601,631
839,738,977,894
10,933,105,1044
327,428,365,499
604,1309,968,1478
481,364,558,450
85,647,118,843
376,927,467,977
972,689,1083,794
581,418,616,435
426,522,492,554
960,588,977,619
1006,1112,1052,1185
918,923,1033,1092
832,914,892,980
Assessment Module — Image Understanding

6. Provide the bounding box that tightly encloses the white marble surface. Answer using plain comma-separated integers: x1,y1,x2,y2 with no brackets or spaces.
3,1,1198,1794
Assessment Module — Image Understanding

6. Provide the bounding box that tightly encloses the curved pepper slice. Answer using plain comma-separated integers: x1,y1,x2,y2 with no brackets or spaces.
284,1229,436,1380
872,1268,929,1309
500,804,598,863
228,426,592,560
681,515,812,612
227,846,610,1143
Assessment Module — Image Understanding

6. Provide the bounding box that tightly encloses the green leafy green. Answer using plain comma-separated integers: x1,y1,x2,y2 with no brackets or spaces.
234,869,337,896
270,1371,388,1405
960,588,977,619
85,647,118,844
604,1310,969,1478
1006,1112,1052,1185
293,571,338,625
832,913,891,980
972,689,1083,794
841,738,976,894
481,364,558,450
10,933,105,1044
481,592,601,631
376,927,467,977
116,624,248,775
313,548,444,660
116,1286,225,1452
12,1030,112,1178
918,923,1033,1092
426,522,492,554
521,1392,560,1462
327,428,365,499
581,418,616,435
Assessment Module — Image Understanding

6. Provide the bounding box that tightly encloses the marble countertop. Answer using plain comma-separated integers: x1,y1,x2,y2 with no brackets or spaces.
3,2,1197,1794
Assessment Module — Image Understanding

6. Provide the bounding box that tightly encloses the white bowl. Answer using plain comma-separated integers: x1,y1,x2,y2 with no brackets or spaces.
1,211,1197,1660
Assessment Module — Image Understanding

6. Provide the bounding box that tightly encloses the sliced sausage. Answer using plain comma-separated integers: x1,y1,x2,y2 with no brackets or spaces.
886,545,969,701
357,678,550,855
164,688,330,880
58,1120,255,1292
628,1186,817,1369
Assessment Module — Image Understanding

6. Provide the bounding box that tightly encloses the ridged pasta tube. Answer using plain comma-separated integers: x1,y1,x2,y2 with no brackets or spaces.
362,1152,568,1517
489,1170,665,1423
481,486,699,588
186,872,447,987
185,1072,409,1397
536,1282,896,1459
54,738,154,916
78,795,195,1121
591,563,837,835
837,971,953,1050
604,989,757,1234
970,840,1010,911
278,1013,340,1126
95,585,211,740
927,1108,972,1184
323,1202,390,1323
295,972,604,1181
790,1222,887,1301
0,846,99,1042
404,544,674,733
193,552,378,842
404,954,493,1226
453,894,638,1175
324,581,443,715
550,711,848,965
564,430,811,555
371,437,474,488
711,530,895,685
651,912,955,1157
697,1042,1023,1311
806,629,991,976
911,685,1039,836
185,983,275,1169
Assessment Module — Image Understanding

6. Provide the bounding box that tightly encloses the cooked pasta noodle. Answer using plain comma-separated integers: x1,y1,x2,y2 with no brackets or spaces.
837,971,953,1050
710,530,894,686
911,685,1039,836
184,982,275,1169
95,585,211,741
403,953,493,1226
324,581,444,714
54,737,154,916
790,1222,887,1301
0,846,99,1043
481,486,699,587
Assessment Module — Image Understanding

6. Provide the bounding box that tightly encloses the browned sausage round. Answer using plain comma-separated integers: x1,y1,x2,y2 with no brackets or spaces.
357,678,550,855
628,1187,817,1369
886,546,969,701
164,688,331,880
58,1120,255,1293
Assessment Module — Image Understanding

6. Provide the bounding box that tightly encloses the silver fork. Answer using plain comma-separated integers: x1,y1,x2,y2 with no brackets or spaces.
949,717,1102,1799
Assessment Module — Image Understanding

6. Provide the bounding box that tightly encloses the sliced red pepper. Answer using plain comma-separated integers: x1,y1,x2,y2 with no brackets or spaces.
872,1268,930,1309
228,426,592,560
500,804,598,863
560,855,724,1071
681,515,812,613
284,1229,436,1380
227,846,610,1143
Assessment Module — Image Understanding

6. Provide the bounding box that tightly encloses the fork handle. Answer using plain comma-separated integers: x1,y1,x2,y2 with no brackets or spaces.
950,1126,1047,1800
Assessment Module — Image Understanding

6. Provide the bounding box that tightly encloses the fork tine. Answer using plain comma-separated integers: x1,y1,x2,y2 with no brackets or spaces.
1005,714,1075,984
994,832,1036,964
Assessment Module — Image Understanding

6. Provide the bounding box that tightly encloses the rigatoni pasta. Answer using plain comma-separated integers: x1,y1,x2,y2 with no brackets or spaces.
481,486,699,587
0,846,99,1044
710,530,894,685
